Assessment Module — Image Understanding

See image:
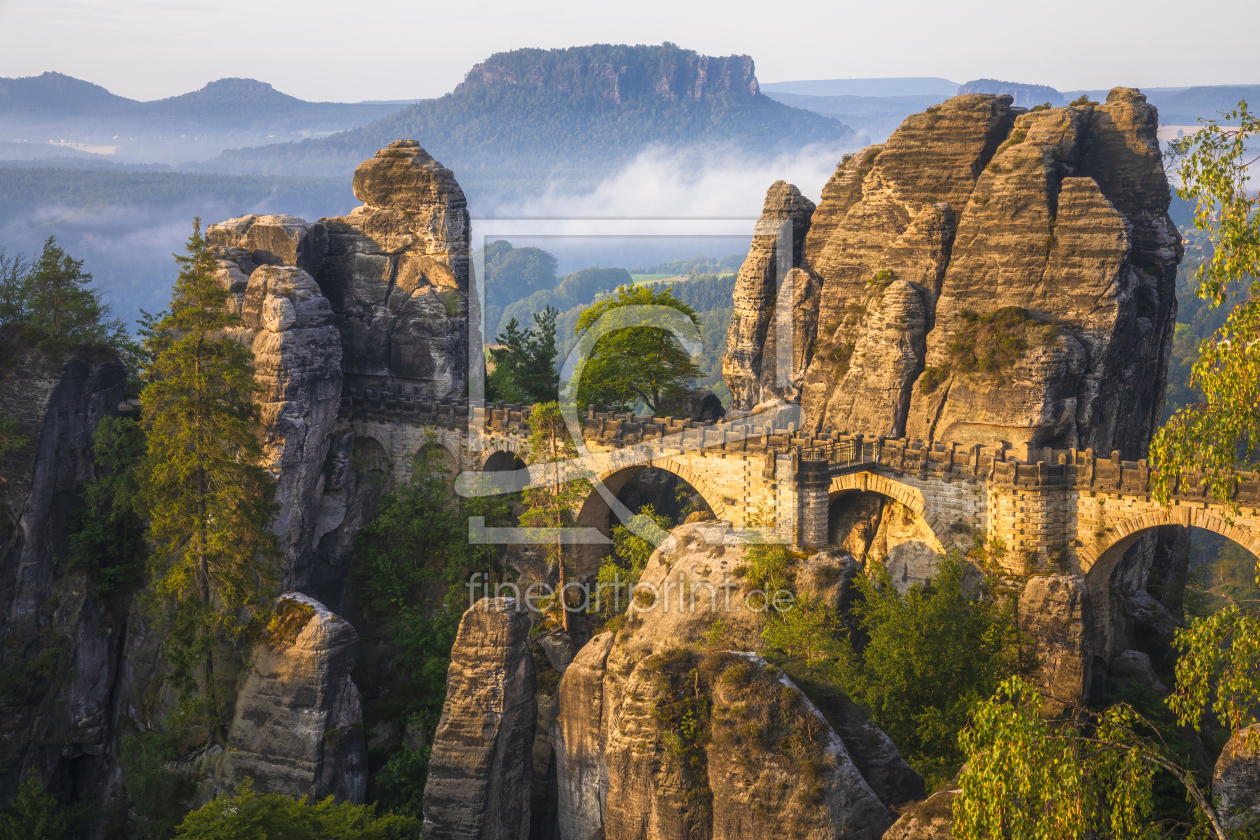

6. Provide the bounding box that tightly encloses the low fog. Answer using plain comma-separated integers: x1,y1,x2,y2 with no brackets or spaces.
0,140,860,330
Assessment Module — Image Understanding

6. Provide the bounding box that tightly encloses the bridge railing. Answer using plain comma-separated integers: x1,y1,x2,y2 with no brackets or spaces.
337,393,1260,502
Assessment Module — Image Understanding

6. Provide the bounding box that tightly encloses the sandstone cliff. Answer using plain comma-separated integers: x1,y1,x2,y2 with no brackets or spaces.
217,593,367,803
723,181,817,408
423,597,536,840
728,89,1180,460
544,522,922,839
0,333,127,805
320,139,471,400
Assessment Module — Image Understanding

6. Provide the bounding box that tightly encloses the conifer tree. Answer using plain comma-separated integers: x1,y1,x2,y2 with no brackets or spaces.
520,402,590,631
138,219,279,731
23,237,126,346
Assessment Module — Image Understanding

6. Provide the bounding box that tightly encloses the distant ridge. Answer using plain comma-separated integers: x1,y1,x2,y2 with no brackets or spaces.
759,77,960,97
958,78,1065,108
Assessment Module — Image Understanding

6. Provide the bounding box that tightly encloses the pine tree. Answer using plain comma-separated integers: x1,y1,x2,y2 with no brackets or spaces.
138,219,279,732
23,237,125,346
520,402,590,631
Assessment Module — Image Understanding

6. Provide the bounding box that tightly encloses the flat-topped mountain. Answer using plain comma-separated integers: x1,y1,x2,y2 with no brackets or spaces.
199,43,854,192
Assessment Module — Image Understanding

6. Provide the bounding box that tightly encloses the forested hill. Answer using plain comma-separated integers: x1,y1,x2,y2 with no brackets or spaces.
197,44,854,193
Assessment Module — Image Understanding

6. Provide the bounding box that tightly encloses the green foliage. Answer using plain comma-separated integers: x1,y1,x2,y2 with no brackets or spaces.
137,219,280,729
0,247,29,325
647,649,712,820
919,307,1058,394
173,778,422,840
369,743,431,819
117,731,197,839
954,676,1221,840
68,415,147,592
1152,101,1260,512
487,306,559,404
761,595,845,682
573,284,704,414
595,503,671,616
1030,102,1053,112
22,237,128,346
0,774,68,840
1071,94,1100,107
480,241,557,311
1168,600,1260,740
351,437,511,812
0,416,29,462
633,254,745,276
832,557,1029,787
0,641,64,706
0,237,130,353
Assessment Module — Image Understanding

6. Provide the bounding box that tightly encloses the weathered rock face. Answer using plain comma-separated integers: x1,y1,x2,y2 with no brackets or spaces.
0,334,127,804
761,89,1181,458
882,787,958,840
217,593,366,803
206,213,328,278
318,140,470,400
1213,724,1260,831
216,261,345,590
550,522,921,838
724,181,817,409
424,597,536,840
1018,575,1095,712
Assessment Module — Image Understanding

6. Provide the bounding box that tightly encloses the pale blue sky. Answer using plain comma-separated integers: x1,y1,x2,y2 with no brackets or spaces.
0,0,1256,102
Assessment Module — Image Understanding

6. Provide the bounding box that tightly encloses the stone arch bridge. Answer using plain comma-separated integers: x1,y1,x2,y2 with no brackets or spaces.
341,393,1260,620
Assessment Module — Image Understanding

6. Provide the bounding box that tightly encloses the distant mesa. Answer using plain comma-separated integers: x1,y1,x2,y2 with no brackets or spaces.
957,78,1066,108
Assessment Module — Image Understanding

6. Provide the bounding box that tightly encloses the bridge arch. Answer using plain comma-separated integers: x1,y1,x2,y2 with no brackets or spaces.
570,458,729,577
827,472,963,553
1082,506,1260,594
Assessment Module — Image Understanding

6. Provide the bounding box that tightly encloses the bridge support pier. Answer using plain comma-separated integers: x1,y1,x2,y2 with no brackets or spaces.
797,459,831,549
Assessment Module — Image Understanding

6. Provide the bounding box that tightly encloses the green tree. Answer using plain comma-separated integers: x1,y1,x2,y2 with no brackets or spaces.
595,503,671,616
0,247,29,325
762,594,845,682
573,285,704,414
1152,102,1260,511
955,677,1223,840
832,556,1028,786
0,774,68,840
68,415,147,593
138,219,280,732
173,778,421,840
23,237,126,346
117,731,197,840
487,306,559,404
520,401,591,631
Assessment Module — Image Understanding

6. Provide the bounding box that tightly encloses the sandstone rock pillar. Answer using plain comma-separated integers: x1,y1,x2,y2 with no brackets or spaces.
217,593,367,803
423,597,536,840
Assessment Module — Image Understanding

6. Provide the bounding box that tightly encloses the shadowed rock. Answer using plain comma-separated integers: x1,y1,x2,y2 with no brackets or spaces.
423,597,536,840
217,593,367,803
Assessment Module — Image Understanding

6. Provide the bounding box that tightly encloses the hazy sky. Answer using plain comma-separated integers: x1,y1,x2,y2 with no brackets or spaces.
1,0,1256,102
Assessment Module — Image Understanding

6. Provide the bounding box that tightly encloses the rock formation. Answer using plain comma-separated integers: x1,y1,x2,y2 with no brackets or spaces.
724,180,818,408
203,237,347,589
217,593,367,803
726,90,1180,459
1018,575,1095,715
548,522,921,838
319,139,470,400
423,597,536,840
882,786,958,840
1213,724,1260,831
0,333,127,803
